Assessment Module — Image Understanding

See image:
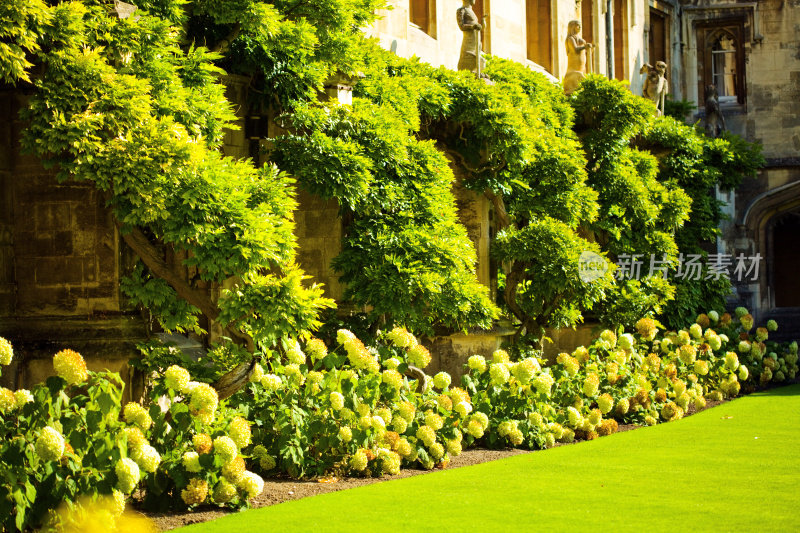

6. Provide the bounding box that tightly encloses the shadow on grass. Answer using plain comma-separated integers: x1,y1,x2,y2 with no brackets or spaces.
750,382,800,397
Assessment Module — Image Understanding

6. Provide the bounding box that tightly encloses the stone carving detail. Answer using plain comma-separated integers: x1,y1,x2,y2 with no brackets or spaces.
704,84,726,138
457,0,484,75
563,20,594,95
640,61,669,116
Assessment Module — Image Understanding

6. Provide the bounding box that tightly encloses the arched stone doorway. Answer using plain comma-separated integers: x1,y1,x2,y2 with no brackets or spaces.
770,211,800,307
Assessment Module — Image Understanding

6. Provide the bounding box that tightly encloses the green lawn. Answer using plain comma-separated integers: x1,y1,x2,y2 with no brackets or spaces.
177,385,800,532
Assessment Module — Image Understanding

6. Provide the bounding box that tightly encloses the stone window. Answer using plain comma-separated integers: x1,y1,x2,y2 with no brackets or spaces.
410,0,435,37
697,20,746,105
648,7,668,65
613,0,628,79
581,0,594,52
526,0,552,72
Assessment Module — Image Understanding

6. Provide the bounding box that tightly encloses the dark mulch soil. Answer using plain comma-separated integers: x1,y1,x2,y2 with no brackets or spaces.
144,448,529,531
142,398,732,531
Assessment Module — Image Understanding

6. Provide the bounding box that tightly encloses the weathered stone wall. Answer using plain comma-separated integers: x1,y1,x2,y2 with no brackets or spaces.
367,0,650,93
294,190,345,301
0,89,144,398
743,0,800,159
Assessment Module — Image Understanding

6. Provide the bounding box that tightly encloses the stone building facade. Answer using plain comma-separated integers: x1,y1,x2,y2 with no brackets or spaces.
1,0,798,386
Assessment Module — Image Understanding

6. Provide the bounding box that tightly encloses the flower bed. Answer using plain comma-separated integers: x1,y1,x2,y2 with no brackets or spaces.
0,307,796,531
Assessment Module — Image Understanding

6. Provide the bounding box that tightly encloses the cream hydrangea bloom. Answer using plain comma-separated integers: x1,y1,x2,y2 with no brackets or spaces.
133,444,161,473
386,327,417,348
123,403,152,431
563,356,580,376
350,449,368,471
339,426,353,442
532,373,554,396
164,365,191,392
391,415,408,434
53,349,88,385
249,363,265,384
738,365,749,381
382,369,404,390
416,425,436,447
398,401,415,422
582,373,600,397
213,479,238,504
260,374,282,391
490,363,510,385
380,450,401,475
0,387,14,413
189,383,219,414
222,456,246,484
183,451,202,473
567,407,582,428
213,436,238,464
433,372,451,390
724,352,740,371
424,410,444,430
181,478,208,505
472,411,489,430
492,350,510,364
429,442,445,460
407,345,431,368
13,389,33,409
512,358,539,384
228,417,251,449
396,438,412,457
467,355,487,373
455,401,472,417
36,426,65,462
0,337,12,366
375,407,392,426
597,393,614,414
678,345,697,365
115,458,140,494
306,338,328,361
466,419,484,438
193,433,213,454
329,391,345,411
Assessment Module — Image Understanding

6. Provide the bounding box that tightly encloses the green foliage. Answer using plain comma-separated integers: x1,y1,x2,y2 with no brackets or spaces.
0,368,130,531
640,117,764,327
273,92,498,334
493,217,614,336
0,0,50,83
2,308,798,521
16,2,333,353
663,96,696,122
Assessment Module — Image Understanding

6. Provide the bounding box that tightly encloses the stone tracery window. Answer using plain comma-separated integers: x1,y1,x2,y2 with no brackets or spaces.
697,20,746,105
711,33,737,102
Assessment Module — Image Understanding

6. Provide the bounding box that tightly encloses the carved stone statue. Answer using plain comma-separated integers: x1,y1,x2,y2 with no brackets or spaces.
563,20,594,95
457,0,484,75
704,84,726,138
640,61,669,116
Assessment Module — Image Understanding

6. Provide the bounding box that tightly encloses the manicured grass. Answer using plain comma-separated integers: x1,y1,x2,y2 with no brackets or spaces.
177,385,800,532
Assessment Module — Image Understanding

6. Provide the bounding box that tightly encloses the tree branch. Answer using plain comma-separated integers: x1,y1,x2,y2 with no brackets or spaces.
211,23,241,54
483,189,510,230
117,222,255,352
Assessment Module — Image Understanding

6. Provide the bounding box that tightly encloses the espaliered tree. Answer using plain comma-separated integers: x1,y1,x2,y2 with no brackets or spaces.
2,0,762,353
2,0,389,353
272,49,762,345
